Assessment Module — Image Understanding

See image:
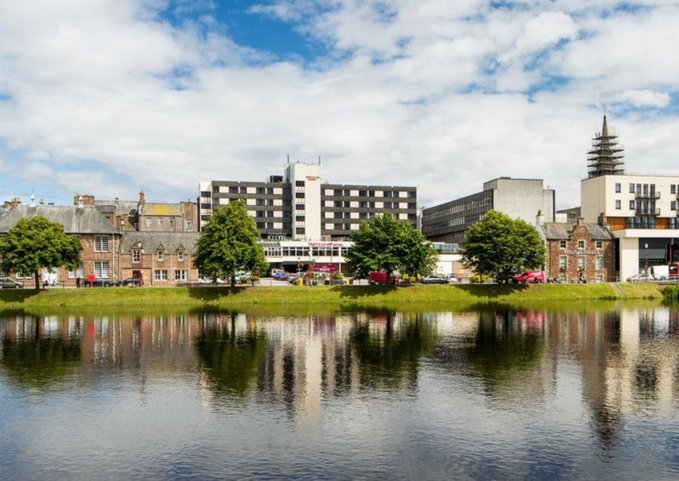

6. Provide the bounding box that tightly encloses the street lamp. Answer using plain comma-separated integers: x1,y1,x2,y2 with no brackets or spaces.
644,241,649,277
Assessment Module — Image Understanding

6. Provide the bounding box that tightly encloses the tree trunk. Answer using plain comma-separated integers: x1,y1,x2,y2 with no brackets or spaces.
34,270,41,291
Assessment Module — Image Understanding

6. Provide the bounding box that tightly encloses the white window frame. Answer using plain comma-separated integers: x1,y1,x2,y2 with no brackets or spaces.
146,218,152,228
559,240,567,249
177,251,185,262
154,269,168,281
94,261,110,279
157,251,165,262
94,235,109,253
596,240,603,249
174,270,188,281
132,250,140,264
68,266,84,279
596,256,605,270
559,256,568,270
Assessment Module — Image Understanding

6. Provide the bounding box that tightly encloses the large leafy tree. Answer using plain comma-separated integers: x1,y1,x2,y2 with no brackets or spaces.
0,216,82,290
346,213,437,279
194,201,269,287
461,210,546,282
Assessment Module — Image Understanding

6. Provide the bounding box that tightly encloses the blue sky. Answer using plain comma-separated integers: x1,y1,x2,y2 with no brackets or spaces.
1,0,679,210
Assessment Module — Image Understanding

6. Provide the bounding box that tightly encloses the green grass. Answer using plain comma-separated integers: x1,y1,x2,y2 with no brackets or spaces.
0,282,666,312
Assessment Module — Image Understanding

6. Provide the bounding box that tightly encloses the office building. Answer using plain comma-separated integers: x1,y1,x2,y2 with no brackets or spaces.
422,177,556,244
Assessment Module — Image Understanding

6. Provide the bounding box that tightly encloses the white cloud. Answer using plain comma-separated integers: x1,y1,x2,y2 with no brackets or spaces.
616,90,672,108
0,0,678,212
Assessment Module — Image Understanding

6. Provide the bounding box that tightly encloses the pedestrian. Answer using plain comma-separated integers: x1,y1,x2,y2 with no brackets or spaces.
76,276,81,288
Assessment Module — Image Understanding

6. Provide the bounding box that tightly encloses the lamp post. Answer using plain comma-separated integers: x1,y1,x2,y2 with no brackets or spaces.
644,241,649,277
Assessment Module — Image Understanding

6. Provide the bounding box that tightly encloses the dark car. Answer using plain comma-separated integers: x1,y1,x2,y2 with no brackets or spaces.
116,277,143,287
421,276,448,284
0,277,23,289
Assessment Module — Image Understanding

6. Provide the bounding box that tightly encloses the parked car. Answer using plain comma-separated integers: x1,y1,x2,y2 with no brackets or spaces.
512,270,546,284
369,272,401,285
87,278,114,287
273,271,290,280
626,272,654,283
421,276,448,284
0,277,23,289
116,277,143,287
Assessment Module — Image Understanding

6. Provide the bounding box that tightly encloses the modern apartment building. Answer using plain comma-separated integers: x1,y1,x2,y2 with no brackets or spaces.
580,116,679,280
199,160,417,241
422,177,556,244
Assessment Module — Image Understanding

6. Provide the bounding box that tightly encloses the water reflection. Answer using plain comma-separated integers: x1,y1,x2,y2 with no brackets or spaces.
2,307,679,480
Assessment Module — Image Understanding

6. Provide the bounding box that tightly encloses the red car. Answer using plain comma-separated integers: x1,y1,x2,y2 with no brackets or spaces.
512,270,546,284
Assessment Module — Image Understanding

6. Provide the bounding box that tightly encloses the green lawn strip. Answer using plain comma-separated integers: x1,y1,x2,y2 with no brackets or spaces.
0,283,666,310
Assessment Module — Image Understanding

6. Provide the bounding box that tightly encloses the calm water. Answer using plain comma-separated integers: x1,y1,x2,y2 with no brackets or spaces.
1,307,679,480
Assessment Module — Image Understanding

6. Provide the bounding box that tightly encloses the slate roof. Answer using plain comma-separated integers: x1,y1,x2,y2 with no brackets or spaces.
540,222,613,241
0,205,119,234
95,199,138,216
120,232,200,253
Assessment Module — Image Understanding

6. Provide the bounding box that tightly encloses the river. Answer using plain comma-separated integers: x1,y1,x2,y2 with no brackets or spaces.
1,306,678,480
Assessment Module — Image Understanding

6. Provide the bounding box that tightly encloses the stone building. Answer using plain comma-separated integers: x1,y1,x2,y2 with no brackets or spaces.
0,201,121,287
540,219,615,283
119,232,200,286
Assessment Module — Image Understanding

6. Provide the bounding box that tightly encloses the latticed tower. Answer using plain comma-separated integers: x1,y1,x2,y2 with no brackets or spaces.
587,115,625,178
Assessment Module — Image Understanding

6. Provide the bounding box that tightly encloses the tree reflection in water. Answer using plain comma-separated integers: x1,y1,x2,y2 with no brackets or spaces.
1,316,81,389
349,311,437,390
195,313,267,398
464,310,546,394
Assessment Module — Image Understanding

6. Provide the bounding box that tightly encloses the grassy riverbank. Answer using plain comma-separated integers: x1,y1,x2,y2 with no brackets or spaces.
0,282,665,311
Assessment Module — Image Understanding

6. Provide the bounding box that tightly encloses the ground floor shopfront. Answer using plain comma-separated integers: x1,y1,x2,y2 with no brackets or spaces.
616,230,679,280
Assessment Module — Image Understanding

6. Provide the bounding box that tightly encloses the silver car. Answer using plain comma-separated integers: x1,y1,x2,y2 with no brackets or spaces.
0,277,24,288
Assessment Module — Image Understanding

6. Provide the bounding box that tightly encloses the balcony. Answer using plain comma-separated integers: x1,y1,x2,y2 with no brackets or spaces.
635,191,660,200
635,207,660,216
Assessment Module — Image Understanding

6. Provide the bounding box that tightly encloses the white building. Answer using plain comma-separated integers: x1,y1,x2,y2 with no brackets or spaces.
580,116,679,280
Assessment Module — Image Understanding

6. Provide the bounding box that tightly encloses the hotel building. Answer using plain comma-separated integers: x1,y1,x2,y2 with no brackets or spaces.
199,161,417,241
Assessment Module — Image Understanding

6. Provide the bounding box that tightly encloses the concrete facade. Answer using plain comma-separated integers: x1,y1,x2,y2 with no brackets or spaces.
422,177,555,244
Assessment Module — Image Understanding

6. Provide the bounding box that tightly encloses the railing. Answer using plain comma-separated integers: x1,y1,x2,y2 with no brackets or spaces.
635,191,660,199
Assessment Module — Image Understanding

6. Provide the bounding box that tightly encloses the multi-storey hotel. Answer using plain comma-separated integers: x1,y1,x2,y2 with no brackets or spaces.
422,177,556,244
580,116,679,280
199,161,417,241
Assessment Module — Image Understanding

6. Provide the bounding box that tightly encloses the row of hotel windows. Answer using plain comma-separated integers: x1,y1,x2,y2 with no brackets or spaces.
154,270,189,281
559,240,604,249
559,256,606,270
324,189,415,198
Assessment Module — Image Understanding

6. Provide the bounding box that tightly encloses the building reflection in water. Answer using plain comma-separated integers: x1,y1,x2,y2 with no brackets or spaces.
2,307,679,437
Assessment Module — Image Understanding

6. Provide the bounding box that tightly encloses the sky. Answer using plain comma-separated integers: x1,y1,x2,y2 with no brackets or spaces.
1,0,679,210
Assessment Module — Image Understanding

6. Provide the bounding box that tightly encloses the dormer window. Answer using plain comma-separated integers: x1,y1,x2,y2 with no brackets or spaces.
178,251,185,262
157,250,165,262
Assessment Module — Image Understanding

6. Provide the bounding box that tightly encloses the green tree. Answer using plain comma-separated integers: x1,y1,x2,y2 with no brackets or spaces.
0,216,82,290
346,213,437,279
461,210,545,282
194,201,269,287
